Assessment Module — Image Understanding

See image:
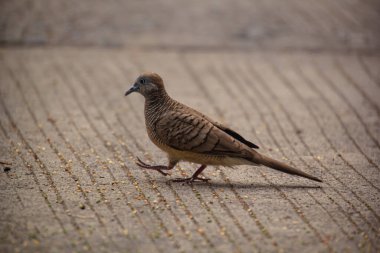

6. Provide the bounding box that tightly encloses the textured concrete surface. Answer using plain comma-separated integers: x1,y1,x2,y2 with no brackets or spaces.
0,1,380,253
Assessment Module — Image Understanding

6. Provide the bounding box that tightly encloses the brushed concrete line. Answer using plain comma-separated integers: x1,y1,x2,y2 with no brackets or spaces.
0,57,64,215
295,58,380,189
213,56,323,228
260,56,380,229
0,122,25,210
208,176,257,247
321,56,380,141
52,56,171,253
213,61,333,252
179,54,224,120
291,62,380,227
313,56,380,152
19,58,125,232
285,56,380,216
243,56,380,249
215,169,280,252
242,54,380,247
2,60,94,252
207,66,262,148
237,57,367,231
333,56,380,117
4,170,25,208
216,60,354,236
223,59,361,246
0,99,72,245
187,183,243,253
20,60,125,252
305,191,355,239
0,119,45,243
237,60,362,237
207,166,260,242
20,59,123,224
218,170,273,240
260,170,334,253
199,61,268,154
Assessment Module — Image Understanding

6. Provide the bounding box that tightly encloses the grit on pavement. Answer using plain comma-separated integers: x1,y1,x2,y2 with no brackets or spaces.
0,1,380,253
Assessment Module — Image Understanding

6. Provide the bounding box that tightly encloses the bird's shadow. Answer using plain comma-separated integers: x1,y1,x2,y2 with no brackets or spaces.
153,178,322,190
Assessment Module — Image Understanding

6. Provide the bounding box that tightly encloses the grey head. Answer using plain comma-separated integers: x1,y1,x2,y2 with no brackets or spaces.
125,72,165,97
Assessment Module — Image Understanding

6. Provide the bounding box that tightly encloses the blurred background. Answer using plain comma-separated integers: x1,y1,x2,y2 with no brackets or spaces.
1,1,380,253
1,0,379,50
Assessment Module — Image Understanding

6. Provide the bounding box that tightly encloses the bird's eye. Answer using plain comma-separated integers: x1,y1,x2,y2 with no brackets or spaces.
140,78,146,84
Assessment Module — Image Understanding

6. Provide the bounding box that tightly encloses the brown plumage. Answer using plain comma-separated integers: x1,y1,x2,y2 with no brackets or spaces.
125,72,322,183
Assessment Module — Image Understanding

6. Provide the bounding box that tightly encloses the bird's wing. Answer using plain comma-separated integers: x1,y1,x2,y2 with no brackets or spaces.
185,107,259,149
155,110,253,159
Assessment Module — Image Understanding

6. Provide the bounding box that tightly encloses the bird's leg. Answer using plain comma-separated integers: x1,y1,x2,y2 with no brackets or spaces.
172,165,210,183
135,157,176,176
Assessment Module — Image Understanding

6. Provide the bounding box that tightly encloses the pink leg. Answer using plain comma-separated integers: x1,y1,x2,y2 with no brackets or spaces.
135,157,176,176
172,165,210,183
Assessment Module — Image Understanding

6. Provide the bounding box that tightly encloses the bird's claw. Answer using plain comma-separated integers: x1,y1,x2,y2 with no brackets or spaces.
135,157,150,167
157,170,169,176
135,157,170,176
172,176,211,184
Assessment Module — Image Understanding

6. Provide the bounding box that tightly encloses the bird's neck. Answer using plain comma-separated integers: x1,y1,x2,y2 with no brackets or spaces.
144,89,173,120
145,89,171,106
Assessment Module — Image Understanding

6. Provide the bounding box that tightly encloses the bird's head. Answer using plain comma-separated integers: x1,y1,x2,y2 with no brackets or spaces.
125,72,165,98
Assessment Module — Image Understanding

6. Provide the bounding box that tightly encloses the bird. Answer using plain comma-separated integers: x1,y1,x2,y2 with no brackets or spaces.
125,72,322,183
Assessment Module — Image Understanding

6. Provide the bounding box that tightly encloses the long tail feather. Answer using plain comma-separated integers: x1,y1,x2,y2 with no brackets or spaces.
254,153,322,182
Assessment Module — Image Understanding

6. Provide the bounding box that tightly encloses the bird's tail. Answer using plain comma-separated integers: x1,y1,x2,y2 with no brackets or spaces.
252,153,322,182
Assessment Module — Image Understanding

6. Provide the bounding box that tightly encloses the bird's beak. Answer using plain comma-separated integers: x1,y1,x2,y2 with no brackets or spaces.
125,84,138,96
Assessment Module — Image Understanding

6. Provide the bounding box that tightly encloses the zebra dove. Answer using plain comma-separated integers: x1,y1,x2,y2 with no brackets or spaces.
125,72,322,183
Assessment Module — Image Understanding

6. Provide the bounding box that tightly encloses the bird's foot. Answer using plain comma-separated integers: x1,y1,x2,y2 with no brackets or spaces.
172,176,211,184
135,157,170,176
